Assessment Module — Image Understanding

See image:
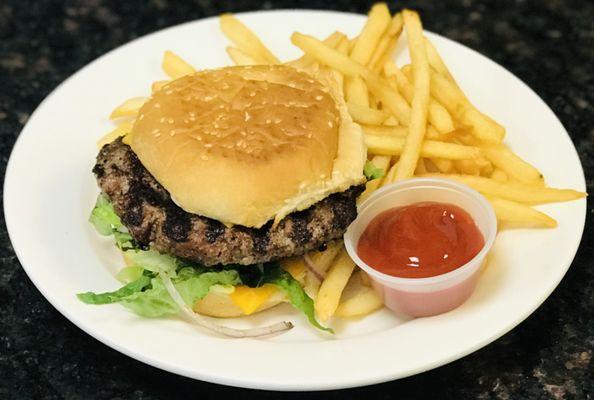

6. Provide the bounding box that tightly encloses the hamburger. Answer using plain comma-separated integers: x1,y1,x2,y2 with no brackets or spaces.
79,64,367,336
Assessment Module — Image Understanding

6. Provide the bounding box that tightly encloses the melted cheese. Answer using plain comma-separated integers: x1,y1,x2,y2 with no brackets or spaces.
229,284,278,315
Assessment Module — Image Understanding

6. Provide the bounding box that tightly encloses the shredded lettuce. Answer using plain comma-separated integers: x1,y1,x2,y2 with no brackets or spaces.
77,274,152,304
81,195,331,332
89,194,134,249
364,160,385,181
123,249,178,277
115,266,144,283
173,268,240,306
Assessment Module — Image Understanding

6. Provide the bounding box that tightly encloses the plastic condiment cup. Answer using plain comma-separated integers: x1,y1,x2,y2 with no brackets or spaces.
344,178,497,318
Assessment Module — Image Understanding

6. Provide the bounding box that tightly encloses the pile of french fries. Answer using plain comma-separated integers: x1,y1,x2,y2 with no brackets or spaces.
101,3,586,323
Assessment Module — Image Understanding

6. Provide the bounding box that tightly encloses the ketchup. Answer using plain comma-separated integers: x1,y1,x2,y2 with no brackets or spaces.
357,202,484,279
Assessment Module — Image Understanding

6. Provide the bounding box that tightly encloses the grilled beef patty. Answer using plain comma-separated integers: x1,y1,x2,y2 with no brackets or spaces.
93,139,363,266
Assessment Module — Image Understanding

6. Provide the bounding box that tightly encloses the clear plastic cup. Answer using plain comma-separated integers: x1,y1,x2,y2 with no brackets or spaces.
344,178,497,317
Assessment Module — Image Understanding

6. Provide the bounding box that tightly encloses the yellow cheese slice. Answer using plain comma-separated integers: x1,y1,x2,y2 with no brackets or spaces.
229,284,278,315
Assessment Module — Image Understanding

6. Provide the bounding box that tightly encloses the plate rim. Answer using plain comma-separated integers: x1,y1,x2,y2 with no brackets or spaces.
3,9,587,391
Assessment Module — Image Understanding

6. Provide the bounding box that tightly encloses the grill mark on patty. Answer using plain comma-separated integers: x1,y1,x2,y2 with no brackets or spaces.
164,205,192,242
94,138,364,266
204,219,225,244
289,209,312,246
251,221,271,255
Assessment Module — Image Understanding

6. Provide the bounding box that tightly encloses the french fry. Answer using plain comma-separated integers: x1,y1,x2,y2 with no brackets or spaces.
431,158,455,173
350,3,391,65
335,287,383,318
421,174,586,204
430,70,505,144
345,75,369,107
306,241,343,277
365,75,411,125
219,14,280,64
97,121,134,148
301,241,342,299
475,156,494,176
226,46,260,65
415,158,427,174
109,97,147,120
291,32,412,125
289,31,345,69
368,13,404,72
486,196,557,228
315,247,356,322
424,38,457,85
336,36,350,56
365,135,481,160
162,50,196,79
383,116,399,126
491,168,509,182
391,10,431,181
151,80,170,93
348,102,390,125
359,155,391,203
455,159,480,176
362,125,408,137
481,144,544,185
384,61,455,134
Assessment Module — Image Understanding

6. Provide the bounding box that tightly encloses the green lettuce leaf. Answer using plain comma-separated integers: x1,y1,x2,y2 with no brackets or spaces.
364,160,385,181
119,276,179,317
84,197,332,332
115,266,144,283
77,275,151,304
89,194,135,249
78,265,241,318
261,263,333,333
124,249,179,277
174,267,240,306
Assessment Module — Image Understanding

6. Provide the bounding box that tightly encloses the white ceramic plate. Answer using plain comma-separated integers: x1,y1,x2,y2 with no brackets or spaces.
4,10,586,391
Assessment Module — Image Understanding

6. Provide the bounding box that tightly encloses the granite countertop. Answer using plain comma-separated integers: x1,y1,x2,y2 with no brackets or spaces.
0,0,592,398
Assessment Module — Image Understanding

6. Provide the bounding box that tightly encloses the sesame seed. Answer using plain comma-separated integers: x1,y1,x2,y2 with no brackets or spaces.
266,119,271,124
139,114,145,120
201,154,209,160
166,90,173,95
152,129,160,134
328,121,333,128
204,143,213,148
168,118,174,124
315,95,323,101
154,103,161,108
244,112,251,121
155,132,161,137
160,117,166,123
249,92,256,97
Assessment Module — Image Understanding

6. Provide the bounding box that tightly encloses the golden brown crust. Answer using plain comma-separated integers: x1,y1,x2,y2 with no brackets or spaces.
130,65,340,228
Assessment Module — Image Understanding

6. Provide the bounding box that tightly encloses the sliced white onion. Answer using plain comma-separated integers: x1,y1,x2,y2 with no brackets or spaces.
160,274,293,338
303,254,324,281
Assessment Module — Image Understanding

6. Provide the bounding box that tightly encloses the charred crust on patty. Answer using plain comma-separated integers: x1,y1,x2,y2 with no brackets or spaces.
94,138,363,266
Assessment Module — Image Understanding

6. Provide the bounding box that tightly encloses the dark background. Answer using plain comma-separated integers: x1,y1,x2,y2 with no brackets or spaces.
1,0,592,398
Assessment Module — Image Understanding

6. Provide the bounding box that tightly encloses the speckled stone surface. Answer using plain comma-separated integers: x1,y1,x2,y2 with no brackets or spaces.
0,0,592,398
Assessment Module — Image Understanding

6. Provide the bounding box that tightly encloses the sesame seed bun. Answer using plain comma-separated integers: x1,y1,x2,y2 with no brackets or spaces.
130,65,345,228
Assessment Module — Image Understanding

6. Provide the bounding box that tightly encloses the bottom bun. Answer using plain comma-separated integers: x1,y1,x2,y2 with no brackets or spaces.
192,290,285,318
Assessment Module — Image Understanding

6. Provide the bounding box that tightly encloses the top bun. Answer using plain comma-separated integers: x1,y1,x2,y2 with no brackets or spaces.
130,65,343,228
